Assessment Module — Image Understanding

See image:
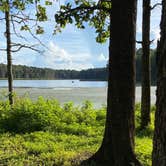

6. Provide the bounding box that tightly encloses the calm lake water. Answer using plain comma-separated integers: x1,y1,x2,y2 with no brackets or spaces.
0,80,156,106
0,80,107,88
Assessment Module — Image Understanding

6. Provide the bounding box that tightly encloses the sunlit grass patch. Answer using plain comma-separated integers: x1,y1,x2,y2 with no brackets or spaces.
0,98,154,165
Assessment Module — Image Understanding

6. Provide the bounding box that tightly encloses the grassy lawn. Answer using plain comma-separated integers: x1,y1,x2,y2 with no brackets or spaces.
0,97,154,165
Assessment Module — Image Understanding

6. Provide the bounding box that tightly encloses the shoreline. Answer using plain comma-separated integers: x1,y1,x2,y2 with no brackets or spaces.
0,86,156,89
0,87,156,107
0,78,106,81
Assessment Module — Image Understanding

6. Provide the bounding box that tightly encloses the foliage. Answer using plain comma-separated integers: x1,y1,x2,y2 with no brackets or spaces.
0,97,105,134
134,103,155,165
54,0,111,43
0,63,108,81
0,0,52,35
136,137,152,166
0,97,155,165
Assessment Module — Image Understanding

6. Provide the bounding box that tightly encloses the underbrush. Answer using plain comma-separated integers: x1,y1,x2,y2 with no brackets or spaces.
0,97,154,165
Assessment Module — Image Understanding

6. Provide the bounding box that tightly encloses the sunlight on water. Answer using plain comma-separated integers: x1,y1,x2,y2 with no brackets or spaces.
0,80,107,88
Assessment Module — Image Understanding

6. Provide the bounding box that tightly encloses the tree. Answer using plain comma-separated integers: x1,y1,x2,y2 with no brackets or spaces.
0,0,50,105
5,0,13,105
54,0,110,43
90,0,141,164
138,1,161,129
152,0,166,165
55,0,141,165
141,0,151,129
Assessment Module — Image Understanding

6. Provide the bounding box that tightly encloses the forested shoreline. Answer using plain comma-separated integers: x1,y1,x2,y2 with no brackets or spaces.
0,48,156,84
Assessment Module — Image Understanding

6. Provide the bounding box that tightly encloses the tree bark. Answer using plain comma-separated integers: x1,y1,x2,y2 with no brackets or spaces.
84,0,142,165
141,0,151,129
152,0,166,165
5,1,13,105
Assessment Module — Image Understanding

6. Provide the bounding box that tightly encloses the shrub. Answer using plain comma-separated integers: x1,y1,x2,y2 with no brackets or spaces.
0,97,155,166
0,97,105,134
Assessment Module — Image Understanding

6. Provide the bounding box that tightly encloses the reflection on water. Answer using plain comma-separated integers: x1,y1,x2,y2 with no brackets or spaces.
0,80,107,88
0,80,156,106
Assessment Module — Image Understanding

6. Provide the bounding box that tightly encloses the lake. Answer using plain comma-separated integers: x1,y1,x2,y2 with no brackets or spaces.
0,79,106,88
0,80,156,107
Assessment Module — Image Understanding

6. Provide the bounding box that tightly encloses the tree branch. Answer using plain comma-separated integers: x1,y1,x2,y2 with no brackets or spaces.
0,44,43,54
59,5,110,16
136,40,142,44
11,16,28,41
0,17,5,21
10,43,43,53
11,13,49,52
151,3,162,10
11,14,36,22
150,39,155,44
136,39,155,45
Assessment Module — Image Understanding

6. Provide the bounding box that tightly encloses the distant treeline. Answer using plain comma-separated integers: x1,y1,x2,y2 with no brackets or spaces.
0,48,156,84
0,64,108,81
136,48,156,85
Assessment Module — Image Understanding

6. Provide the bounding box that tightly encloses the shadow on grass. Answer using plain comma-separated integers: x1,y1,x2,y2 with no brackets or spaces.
136,126,154,138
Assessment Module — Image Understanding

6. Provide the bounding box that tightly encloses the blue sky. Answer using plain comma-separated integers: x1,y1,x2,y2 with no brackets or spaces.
0,0,162,70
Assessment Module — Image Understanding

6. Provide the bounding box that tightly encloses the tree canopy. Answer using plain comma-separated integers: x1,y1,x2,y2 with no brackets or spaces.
54,0,111,43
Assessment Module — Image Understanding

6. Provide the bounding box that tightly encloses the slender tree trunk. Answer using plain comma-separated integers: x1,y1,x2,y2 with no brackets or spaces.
5,1,13,105
84,0,142,165
152,0,166,165
141,0,151,129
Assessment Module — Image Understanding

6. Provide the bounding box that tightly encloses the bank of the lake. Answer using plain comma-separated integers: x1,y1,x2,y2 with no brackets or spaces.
0,87,156,107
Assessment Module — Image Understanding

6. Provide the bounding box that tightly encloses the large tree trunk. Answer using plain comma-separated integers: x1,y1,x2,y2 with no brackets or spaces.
5,1,13,105
141,0,151,129
84,0,141,165
152,0,166,165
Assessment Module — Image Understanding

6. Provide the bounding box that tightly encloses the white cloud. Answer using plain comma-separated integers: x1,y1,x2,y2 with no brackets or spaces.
97,53,108,62
2,0,162,69
0,52,7,64
151,28,160,45
43,41,94,70
12,54,37,66
136,26,142,34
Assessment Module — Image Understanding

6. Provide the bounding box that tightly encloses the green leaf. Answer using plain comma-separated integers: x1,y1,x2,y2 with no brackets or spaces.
45,1,52,6
20,25,30,31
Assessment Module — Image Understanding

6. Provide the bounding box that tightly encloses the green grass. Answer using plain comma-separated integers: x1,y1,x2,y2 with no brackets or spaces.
0,97,154,166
